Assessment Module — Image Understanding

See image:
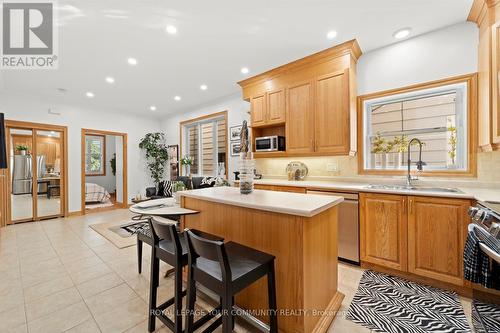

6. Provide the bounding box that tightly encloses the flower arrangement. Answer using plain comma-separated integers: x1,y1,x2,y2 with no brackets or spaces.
448,126,457,165
180,155,193,166
371,132,386,154
16,145,28,152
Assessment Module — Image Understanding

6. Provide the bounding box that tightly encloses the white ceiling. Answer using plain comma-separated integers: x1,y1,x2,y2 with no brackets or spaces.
0,0,473,117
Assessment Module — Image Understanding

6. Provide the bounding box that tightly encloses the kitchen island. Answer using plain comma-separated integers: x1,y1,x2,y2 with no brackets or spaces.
179,187,344,333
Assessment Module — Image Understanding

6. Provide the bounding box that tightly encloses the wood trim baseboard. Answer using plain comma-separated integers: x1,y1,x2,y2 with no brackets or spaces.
68,211,83,217
311,292,345,333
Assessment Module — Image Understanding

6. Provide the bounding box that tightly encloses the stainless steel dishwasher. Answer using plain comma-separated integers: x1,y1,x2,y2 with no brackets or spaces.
306,190,359,264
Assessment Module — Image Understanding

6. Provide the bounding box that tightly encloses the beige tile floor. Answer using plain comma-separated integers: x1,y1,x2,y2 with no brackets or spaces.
0,209,473,333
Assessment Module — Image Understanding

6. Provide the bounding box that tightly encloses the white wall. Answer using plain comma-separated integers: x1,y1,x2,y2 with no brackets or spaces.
0,92,160,212
357,22,478,95
86,135,116,194
161,94,250,180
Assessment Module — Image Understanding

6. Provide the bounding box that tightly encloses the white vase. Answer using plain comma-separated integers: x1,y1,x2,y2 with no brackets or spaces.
381,154,387,169
394,152,403,169
20,150,27,156
369,154,376,169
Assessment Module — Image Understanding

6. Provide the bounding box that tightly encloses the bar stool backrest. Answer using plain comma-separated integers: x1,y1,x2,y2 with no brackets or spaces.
149,218,182,254
185,229,232,282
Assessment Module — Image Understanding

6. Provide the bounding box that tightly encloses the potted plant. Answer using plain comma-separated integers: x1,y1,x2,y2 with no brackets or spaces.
384,139,396,169
16,145,28,155
393,135,409,168
171,181,186,203
447,126,457,168
139,133,169,189
180,155,193,177
371,133,386,168
110,153,116,176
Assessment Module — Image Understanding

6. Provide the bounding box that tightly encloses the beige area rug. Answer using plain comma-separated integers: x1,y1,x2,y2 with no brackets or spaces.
86,199,114,210
89,219,149,249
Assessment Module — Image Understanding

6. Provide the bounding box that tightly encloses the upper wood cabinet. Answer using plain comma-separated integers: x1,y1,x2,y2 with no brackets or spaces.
286,81,315,154
407,196,470,286
250,94,266,127
238,39,362,157
360,193,407,272
250,90,285,127
315,70,350,154
469,0,500,150
267,89,286,124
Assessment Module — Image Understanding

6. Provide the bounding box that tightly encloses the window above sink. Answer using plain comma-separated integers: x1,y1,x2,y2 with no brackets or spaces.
357,74,477,177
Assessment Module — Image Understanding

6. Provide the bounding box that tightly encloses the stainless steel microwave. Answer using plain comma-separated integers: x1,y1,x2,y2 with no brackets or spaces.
255,136,286,152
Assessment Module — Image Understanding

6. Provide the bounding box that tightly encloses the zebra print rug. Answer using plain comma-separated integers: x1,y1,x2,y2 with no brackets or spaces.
472,300,500,333
346,270,471,333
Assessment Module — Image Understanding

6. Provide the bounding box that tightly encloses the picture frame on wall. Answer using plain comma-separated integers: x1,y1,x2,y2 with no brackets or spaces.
229,125,242,141
230,142,241,156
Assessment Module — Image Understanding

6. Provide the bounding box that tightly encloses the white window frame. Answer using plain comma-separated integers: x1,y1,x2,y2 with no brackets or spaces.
357,74,477,177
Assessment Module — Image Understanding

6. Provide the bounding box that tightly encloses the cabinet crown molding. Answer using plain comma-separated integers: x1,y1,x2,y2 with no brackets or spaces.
237,39,362,88
468,0,500,24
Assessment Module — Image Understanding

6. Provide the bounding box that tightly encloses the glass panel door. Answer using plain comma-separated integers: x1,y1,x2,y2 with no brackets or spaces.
36,130,63,218
9,128,34,222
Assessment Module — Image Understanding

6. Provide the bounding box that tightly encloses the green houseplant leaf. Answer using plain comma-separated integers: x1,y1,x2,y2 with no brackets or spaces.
139,133,169,186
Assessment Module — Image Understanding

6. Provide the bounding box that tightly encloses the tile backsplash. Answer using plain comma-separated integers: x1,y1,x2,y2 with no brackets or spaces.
255,151,500,182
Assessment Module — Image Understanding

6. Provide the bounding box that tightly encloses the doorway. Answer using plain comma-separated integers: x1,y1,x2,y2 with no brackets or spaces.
5,120,68,224
81,129,127,214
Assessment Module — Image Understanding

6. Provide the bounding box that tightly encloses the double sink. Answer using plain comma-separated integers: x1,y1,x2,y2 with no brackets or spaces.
365,184,464,194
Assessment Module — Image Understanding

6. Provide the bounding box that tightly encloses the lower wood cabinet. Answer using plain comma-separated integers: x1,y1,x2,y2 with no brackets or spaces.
407,196,470,286
254,184,306,193
359,193,407,271
360,193,471,287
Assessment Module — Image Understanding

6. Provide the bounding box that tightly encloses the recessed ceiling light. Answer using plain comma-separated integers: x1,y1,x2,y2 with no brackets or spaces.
127,57,137,65
241,67,249,74
326,30,338,40
105,76,115,84
166,25,177,35
150,106,157,111
86,92,94,98
200,84,208,91
174,96,181,101
393,28,411,40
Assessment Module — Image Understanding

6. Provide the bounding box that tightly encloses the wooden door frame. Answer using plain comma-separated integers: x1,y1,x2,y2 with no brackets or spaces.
4,120,69,224
81,128,128,214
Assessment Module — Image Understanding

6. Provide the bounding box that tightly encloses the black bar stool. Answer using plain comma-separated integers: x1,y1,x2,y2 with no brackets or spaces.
184,229,278,333
148,218,222,333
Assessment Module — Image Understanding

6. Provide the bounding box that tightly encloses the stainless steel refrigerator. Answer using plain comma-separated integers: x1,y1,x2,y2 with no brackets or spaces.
12,155,46,195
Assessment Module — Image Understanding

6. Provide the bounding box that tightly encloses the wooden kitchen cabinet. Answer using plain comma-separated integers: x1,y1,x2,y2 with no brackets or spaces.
286,81,315,154
469,0,500,150
253,184,306,193
360,193,407,271
267,88,286,124
249,89,285,128
238,40,361,157
314,70,350,154
407,196,470,286
250,94,266,127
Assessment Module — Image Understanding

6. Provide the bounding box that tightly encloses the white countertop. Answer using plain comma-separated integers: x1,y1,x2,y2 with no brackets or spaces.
179,187,344,217
239,178,500,203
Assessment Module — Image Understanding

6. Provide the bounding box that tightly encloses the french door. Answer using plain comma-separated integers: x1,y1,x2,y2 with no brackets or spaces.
5,121,67,223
